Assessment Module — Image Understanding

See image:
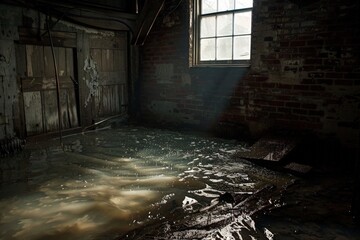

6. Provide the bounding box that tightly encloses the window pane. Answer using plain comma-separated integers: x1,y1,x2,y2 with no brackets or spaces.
217,37,232,60
235,0,253,9
234,35,251,60
234,11,252,35
200,38,216,60
218,0,234,11
217,14,233,37
201,0,217,14
200,16,216,38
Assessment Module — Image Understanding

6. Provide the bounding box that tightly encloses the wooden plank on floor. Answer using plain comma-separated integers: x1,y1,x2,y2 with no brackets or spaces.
284,162,313,174
236,135,297,162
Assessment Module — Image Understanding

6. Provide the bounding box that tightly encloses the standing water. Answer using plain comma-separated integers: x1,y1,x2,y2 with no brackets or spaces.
0,126,359,239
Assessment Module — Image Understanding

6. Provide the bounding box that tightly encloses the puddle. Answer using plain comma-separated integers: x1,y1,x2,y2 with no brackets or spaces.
0,125,358,239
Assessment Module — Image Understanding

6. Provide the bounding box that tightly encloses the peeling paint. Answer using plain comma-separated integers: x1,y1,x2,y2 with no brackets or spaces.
83,56,100,107
62,20,116,36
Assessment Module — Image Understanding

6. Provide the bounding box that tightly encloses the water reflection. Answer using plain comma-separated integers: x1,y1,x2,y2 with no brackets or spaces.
1,126,291,240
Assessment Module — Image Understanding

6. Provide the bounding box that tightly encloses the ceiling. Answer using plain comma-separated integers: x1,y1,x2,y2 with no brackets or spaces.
2,0,165,45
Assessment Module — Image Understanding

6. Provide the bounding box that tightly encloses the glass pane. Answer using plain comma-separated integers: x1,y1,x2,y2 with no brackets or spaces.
200,16,216,38
200,38,216,60
234,11,252,35
234,35,251,60
218,0,234,11
235,0,253,9
201,0,217,14
217,37,232,60
217,14,233,37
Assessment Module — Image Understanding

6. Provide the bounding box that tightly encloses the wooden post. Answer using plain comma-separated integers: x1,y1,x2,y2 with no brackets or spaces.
76,31,92,127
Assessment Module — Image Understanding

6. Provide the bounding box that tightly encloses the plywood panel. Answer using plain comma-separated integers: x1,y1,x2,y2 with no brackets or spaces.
25,45,44,77
60,90,70,130
101,49,113,72
43,90,59,132
113,49,126,71
113,86,119,113
67,89,79,128
23,91,43,135
44,46,58,78
107,72,125,85
66,48,74,77
90,48,102,71
100,85,121,115
58,47,66,77
21,44,79,136
15,44,27,78
95,83,127,117
22,77,74,91
121,84,127,106
86,34,129,119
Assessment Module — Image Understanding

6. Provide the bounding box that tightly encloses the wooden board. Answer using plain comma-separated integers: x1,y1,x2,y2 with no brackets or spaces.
43,90,59,132
23,91,43,135
21,44,79,136
66,48,74,77
26,45,44,77
44,46,57,78
67,89,79,128
236,136,297,162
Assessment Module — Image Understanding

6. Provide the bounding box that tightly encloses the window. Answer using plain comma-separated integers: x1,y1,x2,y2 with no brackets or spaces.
192,0,253,66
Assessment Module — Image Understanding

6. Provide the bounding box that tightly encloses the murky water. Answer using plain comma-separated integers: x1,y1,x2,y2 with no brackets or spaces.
1,125,359,239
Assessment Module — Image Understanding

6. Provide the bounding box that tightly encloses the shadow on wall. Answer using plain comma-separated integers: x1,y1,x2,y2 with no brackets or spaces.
190,66,250,129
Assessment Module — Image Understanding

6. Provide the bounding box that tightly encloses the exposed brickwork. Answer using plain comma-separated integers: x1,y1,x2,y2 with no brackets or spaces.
139,0,360,147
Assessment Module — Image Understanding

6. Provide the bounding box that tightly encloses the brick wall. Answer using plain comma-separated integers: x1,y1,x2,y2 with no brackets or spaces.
139,0,360,147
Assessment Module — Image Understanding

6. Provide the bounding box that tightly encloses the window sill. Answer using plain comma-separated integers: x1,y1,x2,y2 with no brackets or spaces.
190,63,251,68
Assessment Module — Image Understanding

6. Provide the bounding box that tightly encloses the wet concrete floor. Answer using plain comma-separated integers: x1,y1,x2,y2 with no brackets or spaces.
0,125,359,239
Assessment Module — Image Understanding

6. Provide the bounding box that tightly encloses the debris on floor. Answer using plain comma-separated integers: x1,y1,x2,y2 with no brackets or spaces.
235,135,297,162
284,162,313,174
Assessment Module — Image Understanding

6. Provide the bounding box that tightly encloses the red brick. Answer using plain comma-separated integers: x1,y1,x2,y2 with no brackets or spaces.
301,79,316,84
293,109,308,115
334,80,353,86
302,66,317,71
286,102,301,108
280,41,290,47
294,85,310,90
310,85,325,91
277,107,292,114
309,110,325,116
344,73,360,79
262,83,276,88
252,76,269,82
290,41,306,47
262,106,277,112
325,72,343,78
277,83,293,89
254,99,284,107
299,47,317,55
301,103,317,109
317,79,333,85
307,40,324,46
304,59,322,65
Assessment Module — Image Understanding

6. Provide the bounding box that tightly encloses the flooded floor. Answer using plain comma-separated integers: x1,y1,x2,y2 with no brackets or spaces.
0,125,359,239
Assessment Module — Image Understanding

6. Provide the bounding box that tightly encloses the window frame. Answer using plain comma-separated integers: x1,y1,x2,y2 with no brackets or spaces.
190,0,253,67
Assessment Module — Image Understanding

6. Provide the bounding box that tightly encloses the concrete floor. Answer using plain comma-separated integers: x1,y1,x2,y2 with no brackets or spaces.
0,125,359,239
